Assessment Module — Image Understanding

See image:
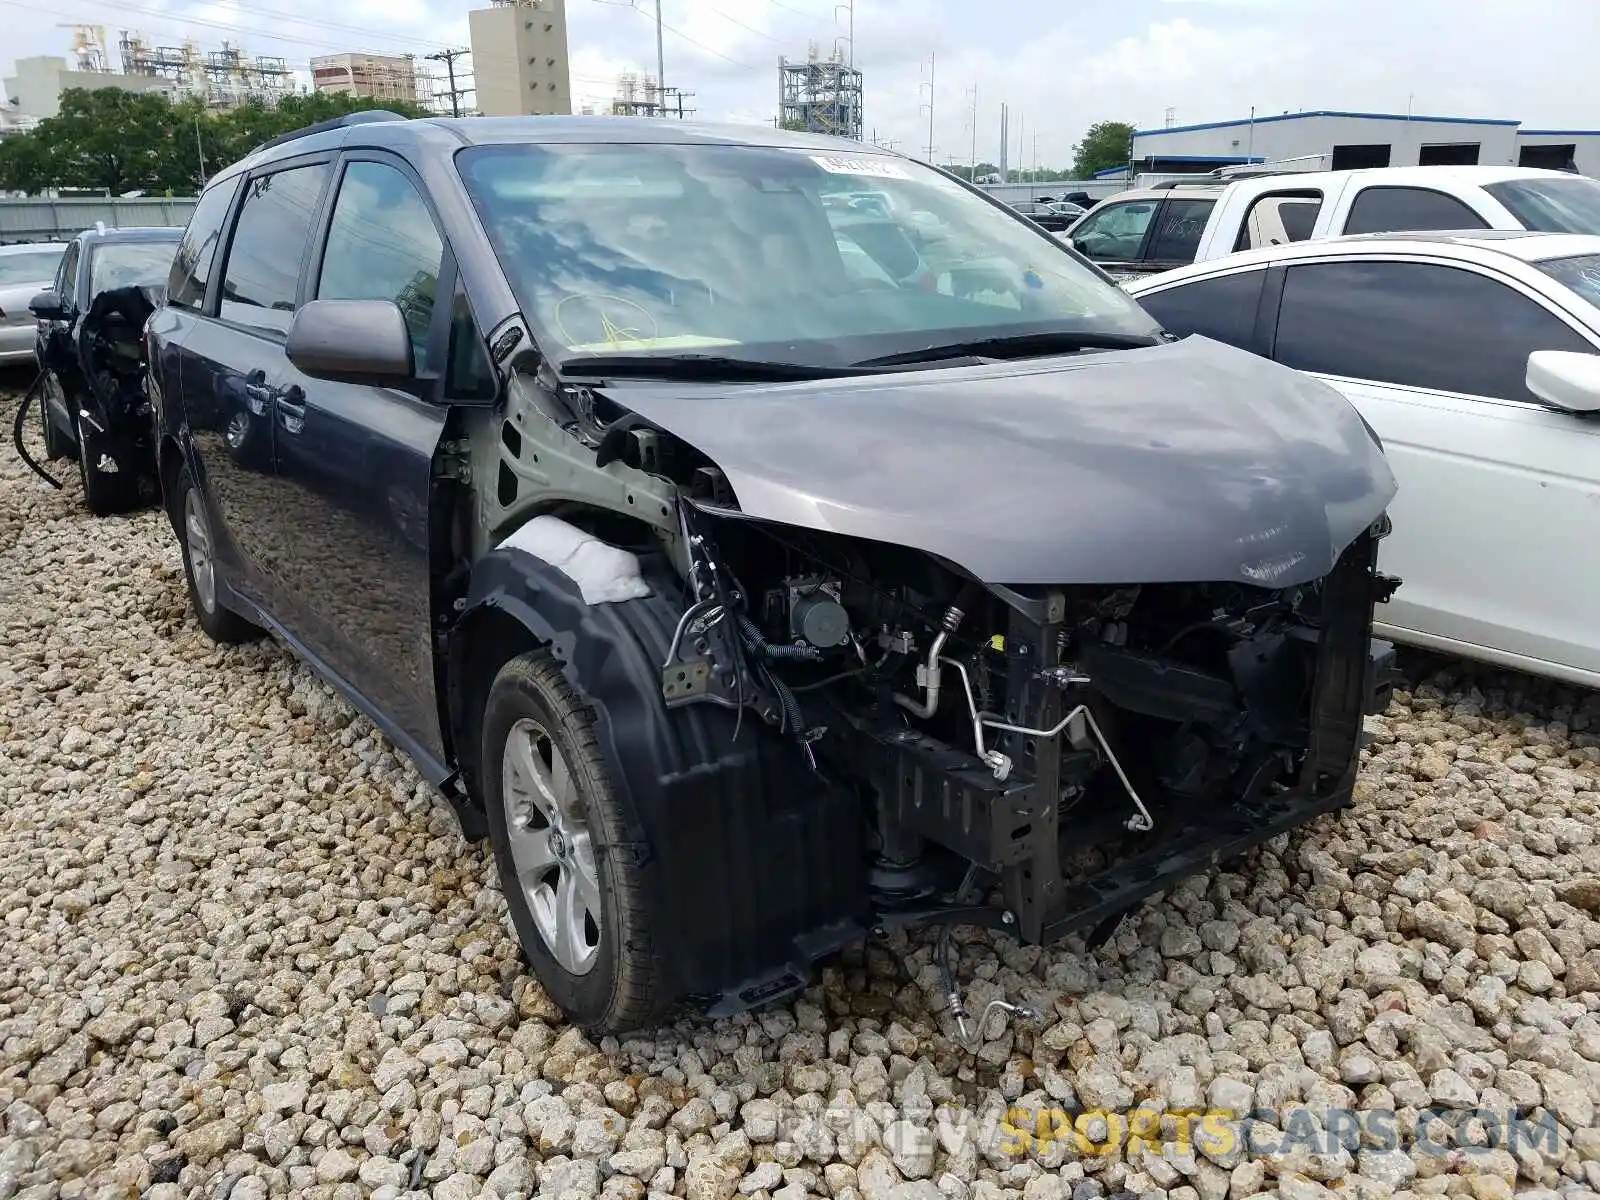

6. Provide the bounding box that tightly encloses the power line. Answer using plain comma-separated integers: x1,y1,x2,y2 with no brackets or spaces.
424,48,472,118
589,0,756,70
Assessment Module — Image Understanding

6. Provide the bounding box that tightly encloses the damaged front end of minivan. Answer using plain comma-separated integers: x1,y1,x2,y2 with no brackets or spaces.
451,334,1402,1030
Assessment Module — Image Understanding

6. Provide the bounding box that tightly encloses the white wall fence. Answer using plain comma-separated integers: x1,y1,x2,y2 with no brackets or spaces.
0,197,200,244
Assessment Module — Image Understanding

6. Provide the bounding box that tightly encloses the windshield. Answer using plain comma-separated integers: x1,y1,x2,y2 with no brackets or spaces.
455,142,1160,369
0,247,64,286
89,241,177,295
1536,253,1600,311
1484,177,1600,233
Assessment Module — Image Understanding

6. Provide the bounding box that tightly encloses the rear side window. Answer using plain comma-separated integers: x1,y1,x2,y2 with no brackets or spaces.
1343,187,1491,235
218,163,331,333
316,160,445,372
1273,259,1594,401
1147,199,1214,264
1138,269,1266,350
1235,192,1323,251
168,177,241,310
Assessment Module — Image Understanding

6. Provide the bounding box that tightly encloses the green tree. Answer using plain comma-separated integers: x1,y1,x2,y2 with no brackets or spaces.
0,87,432,196
0,129,53,193
1071,120,1135,179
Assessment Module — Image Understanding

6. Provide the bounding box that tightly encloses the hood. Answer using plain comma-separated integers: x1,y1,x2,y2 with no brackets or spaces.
598,335,1397,588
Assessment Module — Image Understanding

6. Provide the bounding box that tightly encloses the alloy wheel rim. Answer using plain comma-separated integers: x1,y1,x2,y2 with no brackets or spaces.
183,489,216,614
501,716,602,975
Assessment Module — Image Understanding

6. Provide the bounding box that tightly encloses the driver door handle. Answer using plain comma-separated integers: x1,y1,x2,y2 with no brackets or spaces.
276,385,306,435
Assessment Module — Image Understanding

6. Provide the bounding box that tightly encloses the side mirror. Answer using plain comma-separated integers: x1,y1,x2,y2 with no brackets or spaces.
285,299,415,387
28,290,67,322
1526,349,1600,413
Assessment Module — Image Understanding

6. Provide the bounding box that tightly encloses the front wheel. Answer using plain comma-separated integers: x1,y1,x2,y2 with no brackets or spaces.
75,416,140,517
173,464,263,645
38,373,75,462
481,652,668,1034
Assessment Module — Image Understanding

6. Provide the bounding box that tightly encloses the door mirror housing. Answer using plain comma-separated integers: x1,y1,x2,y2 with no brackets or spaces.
1526,349,1600,413
285,299,415,386
28,290,68,322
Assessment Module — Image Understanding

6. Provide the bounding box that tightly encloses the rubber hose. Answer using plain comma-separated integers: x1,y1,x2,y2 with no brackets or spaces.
11,371,63,490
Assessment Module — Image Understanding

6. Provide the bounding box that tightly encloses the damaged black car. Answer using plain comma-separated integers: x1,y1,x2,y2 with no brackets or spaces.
26,224,181,514
145,112,1401,1035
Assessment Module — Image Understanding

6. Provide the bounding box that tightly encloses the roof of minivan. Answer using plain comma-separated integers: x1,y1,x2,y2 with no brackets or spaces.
430,115,887,151
221,113,907,183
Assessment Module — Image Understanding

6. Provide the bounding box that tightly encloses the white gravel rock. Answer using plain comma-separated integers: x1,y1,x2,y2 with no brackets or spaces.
3,380,1600,1200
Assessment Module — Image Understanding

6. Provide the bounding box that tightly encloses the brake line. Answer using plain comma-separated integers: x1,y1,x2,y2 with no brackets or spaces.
11,370,63,490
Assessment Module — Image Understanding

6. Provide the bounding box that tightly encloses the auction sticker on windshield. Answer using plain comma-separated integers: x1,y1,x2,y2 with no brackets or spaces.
810,154,912,179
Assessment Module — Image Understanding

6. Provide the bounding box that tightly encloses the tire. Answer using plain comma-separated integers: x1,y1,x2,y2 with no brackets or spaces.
75,417,141,517
38,373,74,462
173,463,263,645
481,651,667,1034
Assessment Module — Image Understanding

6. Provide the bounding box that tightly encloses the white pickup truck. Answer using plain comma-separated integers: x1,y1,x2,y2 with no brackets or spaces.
1063,165,1600,281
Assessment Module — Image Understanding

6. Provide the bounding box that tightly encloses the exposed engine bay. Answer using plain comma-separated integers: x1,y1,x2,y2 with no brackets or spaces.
80,283,161,429
465,348,1401,1028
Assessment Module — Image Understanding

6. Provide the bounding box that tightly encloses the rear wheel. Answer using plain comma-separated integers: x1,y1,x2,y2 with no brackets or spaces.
174,464,263,645
481,651,668,1034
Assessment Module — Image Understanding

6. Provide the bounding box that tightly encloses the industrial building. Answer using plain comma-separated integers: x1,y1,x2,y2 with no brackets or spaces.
779,44,863,142
1125,110,1600,180
3,54,174,121
3,26,295,118
310,53,420,105
469,0,572,117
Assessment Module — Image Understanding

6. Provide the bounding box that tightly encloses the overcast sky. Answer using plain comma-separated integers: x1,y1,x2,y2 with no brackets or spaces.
7,0,1600,166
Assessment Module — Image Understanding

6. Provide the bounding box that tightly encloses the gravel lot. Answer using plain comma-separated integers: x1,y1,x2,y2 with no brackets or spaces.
1,374,1599,1200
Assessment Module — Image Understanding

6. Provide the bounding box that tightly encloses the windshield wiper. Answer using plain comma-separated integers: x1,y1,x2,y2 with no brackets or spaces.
557,353,870,383
851,330,1164,368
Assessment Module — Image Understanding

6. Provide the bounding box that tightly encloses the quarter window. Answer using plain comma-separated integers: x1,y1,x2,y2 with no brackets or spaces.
168,176,242,310
1235,193,1323,251
1273,259,1595,402
316,160,446,372
1342,187,1491,235
1070,200,1158,262
1138,269,1266,350
218,163,331,332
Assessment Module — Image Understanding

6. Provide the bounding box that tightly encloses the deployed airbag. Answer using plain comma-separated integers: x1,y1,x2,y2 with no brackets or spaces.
499,515,653,605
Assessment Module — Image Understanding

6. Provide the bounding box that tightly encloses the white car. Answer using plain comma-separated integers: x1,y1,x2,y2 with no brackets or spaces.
1125,230,1600,688
1068,166,1600,283
0,242,68,365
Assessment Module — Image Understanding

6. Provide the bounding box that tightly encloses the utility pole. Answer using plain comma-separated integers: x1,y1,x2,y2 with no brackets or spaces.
968,83,978,177
921,52,935,162
655,0,666,112
426,47,471,117
194,115,206,187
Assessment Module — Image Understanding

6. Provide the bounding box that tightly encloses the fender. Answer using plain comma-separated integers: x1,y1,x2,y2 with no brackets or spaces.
449,544,870,1010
